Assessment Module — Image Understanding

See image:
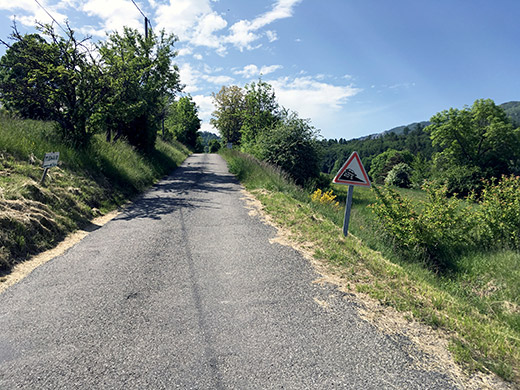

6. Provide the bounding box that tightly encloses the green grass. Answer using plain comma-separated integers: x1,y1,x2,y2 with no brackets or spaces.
221,148,520,384
0,114,190,272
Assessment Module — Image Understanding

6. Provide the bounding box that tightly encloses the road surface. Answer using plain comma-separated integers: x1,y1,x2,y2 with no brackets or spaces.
0,154,459,389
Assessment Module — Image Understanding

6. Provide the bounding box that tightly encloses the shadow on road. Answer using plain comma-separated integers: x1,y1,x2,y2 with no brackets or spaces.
115,159,239,221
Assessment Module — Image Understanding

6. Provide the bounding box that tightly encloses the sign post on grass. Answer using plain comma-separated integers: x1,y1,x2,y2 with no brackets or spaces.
332,151,371,236
41,152,59,184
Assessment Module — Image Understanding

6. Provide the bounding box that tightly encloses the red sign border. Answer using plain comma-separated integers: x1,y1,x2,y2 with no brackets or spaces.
332,151,371,187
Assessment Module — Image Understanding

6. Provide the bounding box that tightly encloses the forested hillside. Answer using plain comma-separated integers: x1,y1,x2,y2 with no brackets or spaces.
320,122,436,174
321,100,520,194
501,101,520,127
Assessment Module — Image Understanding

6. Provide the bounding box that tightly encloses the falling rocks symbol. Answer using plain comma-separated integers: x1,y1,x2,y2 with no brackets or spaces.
338,168,363,183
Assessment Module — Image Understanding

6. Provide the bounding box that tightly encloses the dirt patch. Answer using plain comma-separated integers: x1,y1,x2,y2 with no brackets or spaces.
0,210,119,294
241,188,513,390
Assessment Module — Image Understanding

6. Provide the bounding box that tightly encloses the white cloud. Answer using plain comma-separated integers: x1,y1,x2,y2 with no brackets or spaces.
177,47,193,57
265,30,278,42
193,53,203,60
178,63,202,93
0,0,68,28
192,94,216,132
190,11,227,48
234,64,283,78
82,0,142,35
202,74,234,85
179,62,233,92
269,76,362,119
226,0,302,50
154,0,211,39
154,0,226,53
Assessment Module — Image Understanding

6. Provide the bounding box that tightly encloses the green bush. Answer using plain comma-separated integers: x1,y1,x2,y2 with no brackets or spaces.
369,149,413,184
385,162,412,188
472,175,520,249
256,112,321,185
208,139,221,153
371,184,474,271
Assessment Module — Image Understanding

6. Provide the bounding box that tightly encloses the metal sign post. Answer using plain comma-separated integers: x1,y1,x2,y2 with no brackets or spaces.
343,185,354,236
332,151,371,236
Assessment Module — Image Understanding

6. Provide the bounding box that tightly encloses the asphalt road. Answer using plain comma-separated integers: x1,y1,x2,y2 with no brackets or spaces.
0,153,459,389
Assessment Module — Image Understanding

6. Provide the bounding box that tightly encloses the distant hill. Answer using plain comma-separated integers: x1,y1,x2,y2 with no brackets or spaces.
361,101,519,141
321,100,519,174
364,121,431,140
500,101,520,127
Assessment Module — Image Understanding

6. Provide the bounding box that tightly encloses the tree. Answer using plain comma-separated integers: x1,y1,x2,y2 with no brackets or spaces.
98,28,181,152
240,79,280,150
210,85,245,145
256,109,321,185
167,96,201,148
426,99,520,193
0,23,105,146
208,139,221,153
368,149,413,184
385,162,412,188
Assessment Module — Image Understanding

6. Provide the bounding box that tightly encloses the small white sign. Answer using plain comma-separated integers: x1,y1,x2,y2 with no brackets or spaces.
43,152,60,168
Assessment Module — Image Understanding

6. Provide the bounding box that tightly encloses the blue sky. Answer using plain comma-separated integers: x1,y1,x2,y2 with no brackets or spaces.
0,0,519,140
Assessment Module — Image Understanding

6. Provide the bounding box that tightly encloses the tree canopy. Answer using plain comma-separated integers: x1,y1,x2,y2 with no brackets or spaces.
97,28,181,152
166,95,201,149
0,23,182,152
0,23,104,146
210,85,245,145
426,99,520,193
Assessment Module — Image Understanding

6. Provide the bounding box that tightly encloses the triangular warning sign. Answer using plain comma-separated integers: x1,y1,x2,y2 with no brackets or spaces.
333,151,371,187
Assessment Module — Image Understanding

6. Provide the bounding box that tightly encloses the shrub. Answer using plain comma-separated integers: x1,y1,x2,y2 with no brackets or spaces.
369,149,413,184
311,188,340,208
256,111,321,185
385,162,412,188
472,175,520,249
371,184,474,271
208,139,221,153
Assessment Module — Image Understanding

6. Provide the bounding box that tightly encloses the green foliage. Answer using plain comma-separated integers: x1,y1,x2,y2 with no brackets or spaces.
97,28,181,153
166,95,201,148
255,110,321,185
471,175,520,250
372,174,520,272
384,162,412,188
221,149,298,195
199,131,220,152
371,184,473,271
369,149,413,184
240,79,280,151
0,24,182,154
499,101,520,129
0,115,189,272
208,139,221,153
0,23,104,146
210,85,245,145
320,122,434,175
410,153,431,188
426,99,520,193
211,80,321,185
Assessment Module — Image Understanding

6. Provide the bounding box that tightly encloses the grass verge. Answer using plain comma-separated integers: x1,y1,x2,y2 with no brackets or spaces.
221,149,520,385
0,115,190,273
